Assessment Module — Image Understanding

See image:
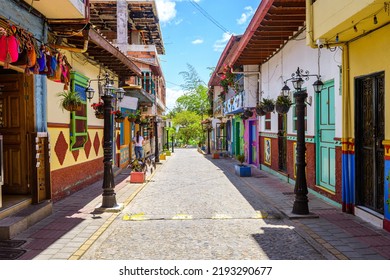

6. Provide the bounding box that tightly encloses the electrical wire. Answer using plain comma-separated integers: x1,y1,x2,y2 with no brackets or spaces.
188,0,231,35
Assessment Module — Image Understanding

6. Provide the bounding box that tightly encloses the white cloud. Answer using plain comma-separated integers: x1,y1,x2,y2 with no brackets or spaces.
237,6,255,25
213,32,232,52
192,39,204,45
155,0,177,23
166,87,184,111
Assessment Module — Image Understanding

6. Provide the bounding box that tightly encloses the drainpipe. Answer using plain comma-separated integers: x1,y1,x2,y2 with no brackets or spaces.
306,0,317,48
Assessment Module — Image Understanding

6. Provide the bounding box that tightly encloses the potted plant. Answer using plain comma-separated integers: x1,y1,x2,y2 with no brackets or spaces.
243,109,253,118
127,110,140,122
235,154,251,177
260,98,275,113
58,90,82,112
112,110,125,123
91,101,104,119
129,159,146,183
256,104,266,116
275,95,293,114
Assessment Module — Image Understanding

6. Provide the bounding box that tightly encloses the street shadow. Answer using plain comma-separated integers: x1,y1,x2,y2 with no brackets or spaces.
16,172,130,260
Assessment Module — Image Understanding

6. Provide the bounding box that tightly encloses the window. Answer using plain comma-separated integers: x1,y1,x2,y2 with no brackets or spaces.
292,104,307,133
70,71,89,150
264,112,271,130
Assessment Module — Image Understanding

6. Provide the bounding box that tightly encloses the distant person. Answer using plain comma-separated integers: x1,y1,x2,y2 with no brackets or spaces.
133,131,144,160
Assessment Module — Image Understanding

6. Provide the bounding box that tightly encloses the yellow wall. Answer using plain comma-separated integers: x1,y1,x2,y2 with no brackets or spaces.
347,24,390,138
47,51,119,171
310,0,387,42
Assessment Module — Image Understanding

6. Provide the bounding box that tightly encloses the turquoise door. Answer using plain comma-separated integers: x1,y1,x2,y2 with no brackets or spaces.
316,80,336,192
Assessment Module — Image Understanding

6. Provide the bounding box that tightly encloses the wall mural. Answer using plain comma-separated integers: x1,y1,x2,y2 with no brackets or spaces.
264,138,271,165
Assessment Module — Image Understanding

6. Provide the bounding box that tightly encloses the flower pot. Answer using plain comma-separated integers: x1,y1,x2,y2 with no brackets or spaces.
256,106,266,116
63,103,81,112
130,171,145,183
275,103,291,114
95,112,104,119
235,164,251,177
115,117,125,123
128,117,136,122
244,110,253,118
261,104,274,113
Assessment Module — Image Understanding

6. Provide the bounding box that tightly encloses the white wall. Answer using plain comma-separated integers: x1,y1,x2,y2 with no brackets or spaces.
260,32,342,137
243,65,260,108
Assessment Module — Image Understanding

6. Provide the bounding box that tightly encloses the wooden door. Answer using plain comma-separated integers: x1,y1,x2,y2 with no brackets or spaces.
355,73,385,214
316,80,336,192
0,74,34,195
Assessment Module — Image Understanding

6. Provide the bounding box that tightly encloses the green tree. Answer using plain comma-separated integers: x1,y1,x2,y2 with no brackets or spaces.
174,63,211,116
172,111,203,145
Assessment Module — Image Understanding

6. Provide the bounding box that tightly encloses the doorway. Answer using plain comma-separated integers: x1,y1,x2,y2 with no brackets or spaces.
0,72,35,211
248,120,257,164
355,72,384,215
316,80,336,192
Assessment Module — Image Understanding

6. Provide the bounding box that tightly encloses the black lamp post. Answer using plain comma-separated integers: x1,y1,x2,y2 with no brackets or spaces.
154,116,160,163
282,67,323,215
86,73,125,209
207,123,212,155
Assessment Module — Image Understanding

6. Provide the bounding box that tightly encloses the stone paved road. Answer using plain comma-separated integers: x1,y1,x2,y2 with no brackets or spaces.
81,149,324,260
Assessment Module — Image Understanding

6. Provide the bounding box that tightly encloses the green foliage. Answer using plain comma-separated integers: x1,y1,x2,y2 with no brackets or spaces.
276,95,292,106
260,98,275,107
236,154,245,165
58,90,82,111
172,111,203,145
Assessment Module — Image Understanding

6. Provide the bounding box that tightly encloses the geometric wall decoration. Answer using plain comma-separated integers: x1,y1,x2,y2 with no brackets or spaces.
93,132,100,156
84,132,92,159
54,131,68,166
72,150,79,161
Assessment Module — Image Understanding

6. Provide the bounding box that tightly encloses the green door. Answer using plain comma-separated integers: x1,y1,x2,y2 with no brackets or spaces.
316,80,336,192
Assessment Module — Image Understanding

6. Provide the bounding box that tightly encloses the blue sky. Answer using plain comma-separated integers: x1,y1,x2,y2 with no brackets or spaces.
155,0,261,111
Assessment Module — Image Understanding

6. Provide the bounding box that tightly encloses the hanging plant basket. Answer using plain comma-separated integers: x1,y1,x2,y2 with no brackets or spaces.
275,103,291,114
95,112,104,119
240,114,248,120
260,98,275,113
128,117,136,122
243,109,253,118
275,95,292,115
115,117,125,123
256,105,266,116
63,103,81,112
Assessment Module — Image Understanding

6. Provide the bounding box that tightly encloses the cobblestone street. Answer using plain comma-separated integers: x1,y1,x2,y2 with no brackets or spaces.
81,149,324,260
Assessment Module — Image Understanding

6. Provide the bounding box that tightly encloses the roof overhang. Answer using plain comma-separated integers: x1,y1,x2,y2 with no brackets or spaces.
229,0,306,66
123,87,155,107
48,23,142,78
208,35,242,87
89,0,165,54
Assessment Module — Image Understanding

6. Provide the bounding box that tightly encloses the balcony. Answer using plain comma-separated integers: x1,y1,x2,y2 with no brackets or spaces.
23,0,87,19
223,91,245,115
309,0,390,43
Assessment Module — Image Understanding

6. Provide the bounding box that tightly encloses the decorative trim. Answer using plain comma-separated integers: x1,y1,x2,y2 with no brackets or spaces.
383,140,390,158
259,132,278,138
48,122,103,129
341,137,355,153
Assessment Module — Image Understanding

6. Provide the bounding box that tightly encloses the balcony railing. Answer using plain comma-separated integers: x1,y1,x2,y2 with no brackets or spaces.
223,91,245,115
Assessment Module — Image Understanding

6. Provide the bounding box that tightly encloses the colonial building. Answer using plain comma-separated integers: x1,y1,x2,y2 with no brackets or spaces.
0,0,166,239
307,0,390,231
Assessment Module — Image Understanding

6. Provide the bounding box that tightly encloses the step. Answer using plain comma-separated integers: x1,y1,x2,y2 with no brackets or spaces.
0,201,52,240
